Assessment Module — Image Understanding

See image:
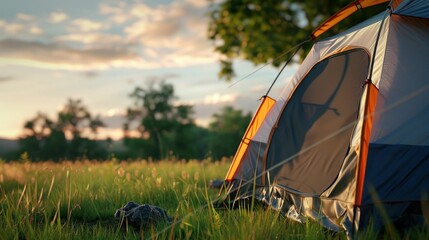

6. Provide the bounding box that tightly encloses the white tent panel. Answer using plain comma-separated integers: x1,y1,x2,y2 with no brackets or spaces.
253,13,389,144
371,15,429,145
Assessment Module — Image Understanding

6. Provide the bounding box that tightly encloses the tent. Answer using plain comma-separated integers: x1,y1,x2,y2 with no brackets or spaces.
222,0,429,235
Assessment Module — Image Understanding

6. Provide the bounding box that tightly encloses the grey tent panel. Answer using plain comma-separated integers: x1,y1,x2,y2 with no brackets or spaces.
233,140,266,184
361,15,429,204
362,143,429,205
265,48,370,195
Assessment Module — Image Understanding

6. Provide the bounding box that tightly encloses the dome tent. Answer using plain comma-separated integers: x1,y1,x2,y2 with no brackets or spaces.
222,0,429,235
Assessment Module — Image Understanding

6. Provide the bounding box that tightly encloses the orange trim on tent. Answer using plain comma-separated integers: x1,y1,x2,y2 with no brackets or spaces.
355,82,378,206
311,0,390,39
225,96,276,181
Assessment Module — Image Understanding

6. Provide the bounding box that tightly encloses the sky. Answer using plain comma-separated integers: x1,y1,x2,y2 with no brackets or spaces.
0,0,297,140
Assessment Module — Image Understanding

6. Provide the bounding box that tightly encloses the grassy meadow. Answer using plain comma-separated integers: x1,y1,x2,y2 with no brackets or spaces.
0,158,427,239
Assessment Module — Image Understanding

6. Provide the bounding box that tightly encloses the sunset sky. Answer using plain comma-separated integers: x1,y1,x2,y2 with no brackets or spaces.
0,0,297,140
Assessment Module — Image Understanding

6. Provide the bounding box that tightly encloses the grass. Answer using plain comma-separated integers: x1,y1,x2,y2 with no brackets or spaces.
0,159,427,239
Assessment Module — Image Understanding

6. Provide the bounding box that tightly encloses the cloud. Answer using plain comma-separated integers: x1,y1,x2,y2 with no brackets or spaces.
99,3,124,15
192,102,231,127
16,13,33,21
106,108,123,117
124,1,207,43
192,93,261,127
124,7,180,41
56,33,122,46
1,0,219,70
0,76,13,82
204,92,238,105
100,110,127,129
95,128,125,140
126,19,181,40
0,18,43,36
50,11,69,23
82,71,98,78
71,19,107,32
144,73,180,83
0,38,152,70
99,2,130,25
3,23,25,34
29,26,43,35
186,0,209,8
250,84,267,93
94,109,143,139
102,0,218,66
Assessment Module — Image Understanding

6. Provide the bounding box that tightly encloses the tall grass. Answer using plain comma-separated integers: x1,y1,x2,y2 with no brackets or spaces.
0,159,427,239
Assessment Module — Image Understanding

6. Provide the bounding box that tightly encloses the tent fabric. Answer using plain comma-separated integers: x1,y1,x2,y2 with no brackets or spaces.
311,0,390,38
357,201,427,232
253,12,389,151
263,49,370,194
355,83,378,206
311,0,429,39
229,140,267,183
225,96,275,180
392,0,429,18
361,14,429,205
258,146,360,233
224,1,429,236
363,144,429,203
371,15,429,145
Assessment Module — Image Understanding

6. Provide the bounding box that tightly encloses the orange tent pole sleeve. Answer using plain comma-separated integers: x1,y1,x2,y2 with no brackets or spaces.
312,0,390,39
225,96,276,181
355,82,378,206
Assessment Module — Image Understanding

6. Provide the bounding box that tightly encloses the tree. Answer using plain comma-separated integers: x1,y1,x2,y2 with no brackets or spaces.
57,98,91,140
20,113,58,161
125,81,202,159
20,112,67,161
89,114,105,139
208,0,387,80
23,112,54,140
55,98,109,159
208,106,252,159
19,98,106,161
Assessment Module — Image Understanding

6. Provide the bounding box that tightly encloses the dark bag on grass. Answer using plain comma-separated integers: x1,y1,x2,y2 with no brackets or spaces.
115,202,172,228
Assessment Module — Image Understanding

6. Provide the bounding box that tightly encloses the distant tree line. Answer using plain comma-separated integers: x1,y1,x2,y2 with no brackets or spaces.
2,82,252,162
17,99,107,161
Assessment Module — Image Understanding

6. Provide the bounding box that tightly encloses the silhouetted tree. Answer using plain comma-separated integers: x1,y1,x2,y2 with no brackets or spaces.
125,82,204,160
208,106,252,159
19,98,106,161
57,98,91,140
23,112,54,140
89,114,105,139
20,113,57,161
